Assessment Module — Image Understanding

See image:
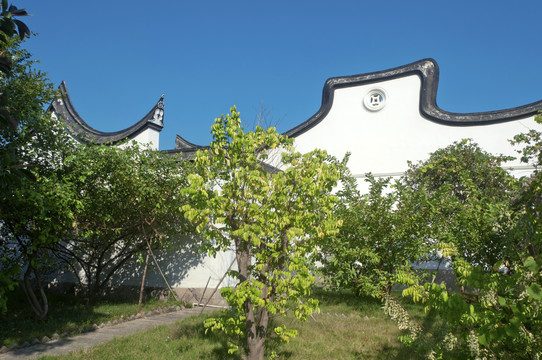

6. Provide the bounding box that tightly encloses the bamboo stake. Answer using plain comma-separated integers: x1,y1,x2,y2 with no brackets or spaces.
138,247,150,310
145,237,179,302
199,257,237,315
198,276,211,306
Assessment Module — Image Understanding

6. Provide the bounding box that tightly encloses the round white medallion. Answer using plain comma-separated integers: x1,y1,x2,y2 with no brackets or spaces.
363,88,387,112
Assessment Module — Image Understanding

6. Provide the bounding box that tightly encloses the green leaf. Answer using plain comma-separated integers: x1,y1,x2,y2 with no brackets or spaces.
526,283,542,301
13,19,29,40
509,316,521,331
524,256,539,273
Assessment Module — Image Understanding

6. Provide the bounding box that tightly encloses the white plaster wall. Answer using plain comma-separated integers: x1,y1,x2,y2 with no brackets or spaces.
50,237,238,291
110,246,237,290
292,74,542,192
131,128,160,150
169,250,237,289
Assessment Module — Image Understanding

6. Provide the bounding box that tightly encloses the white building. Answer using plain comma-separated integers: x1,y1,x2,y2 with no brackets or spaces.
52,59,542,300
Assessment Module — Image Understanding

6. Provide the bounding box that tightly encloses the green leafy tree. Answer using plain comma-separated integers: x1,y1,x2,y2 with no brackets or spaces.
0,0,30,131
317,172,432,299
403,139,517,270
52,142,192,302
400,138,541,359
0,9,59,313
182,107,342,360
0,2,39,198
0,115,75,319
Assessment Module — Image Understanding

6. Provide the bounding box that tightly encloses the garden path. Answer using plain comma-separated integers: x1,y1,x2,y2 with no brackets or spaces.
0,306,217,359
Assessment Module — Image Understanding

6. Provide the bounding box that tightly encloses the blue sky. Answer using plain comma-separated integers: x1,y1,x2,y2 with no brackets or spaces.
20,0,542,150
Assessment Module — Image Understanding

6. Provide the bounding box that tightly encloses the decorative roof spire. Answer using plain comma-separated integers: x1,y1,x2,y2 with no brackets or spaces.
151,94,165,126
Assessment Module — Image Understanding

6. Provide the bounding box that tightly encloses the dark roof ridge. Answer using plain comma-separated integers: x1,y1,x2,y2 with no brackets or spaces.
175,133,205,151
283,58,542,138
49,81,164,144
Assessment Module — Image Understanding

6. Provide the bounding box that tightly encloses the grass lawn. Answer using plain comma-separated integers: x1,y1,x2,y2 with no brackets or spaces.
0,289,188,348
37,289,433,360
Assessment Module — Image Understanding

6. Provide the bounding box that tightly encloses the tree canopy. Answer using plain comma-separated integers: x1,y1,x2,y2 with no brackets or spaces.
399,138,541,359
182,106,343,360
53,142,192,300
317,171,432,299
0,19,60,314
403,139,517,270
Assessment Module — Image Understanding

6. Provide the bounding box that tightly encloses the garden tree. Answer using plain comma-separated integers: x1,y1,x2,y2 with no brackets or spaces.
399,137,541,359
0,115,75,319
317,172,433,299
0,10,59,314
52,142,193,302
0,4,50,195
0,3,41,195
510,116,542,260
182,107,342,360
0,0,30,131
402,139,517,270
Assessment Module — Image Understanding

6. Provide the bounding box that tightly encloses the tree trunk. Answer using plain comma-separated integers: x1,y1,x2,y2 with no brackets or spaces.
88,265,102,303
247,333,266,360
21,266,48,320
138,248,151,310
10,226,48,320
246,304,268,360
236,238,268,360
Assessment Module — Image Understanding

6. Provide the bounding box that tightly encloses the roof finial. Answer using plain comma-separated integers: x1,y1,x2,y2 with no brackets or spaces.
157,94,165,110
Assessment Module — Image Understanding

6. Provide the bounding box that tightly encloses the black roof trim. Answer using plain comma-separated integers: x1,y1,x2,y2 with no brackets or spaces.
165,148,281,174
49,81,165,144
283,58,542,138
175,134,205,151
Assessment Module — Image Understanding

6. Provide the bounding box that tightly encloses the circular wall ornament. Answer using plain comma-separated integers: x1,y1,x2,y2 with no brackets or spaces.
363,88,387,112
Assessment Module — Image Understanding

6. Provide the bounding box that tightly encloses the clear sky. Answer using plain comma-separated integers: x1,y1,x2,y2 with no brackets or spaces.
20,0,542,150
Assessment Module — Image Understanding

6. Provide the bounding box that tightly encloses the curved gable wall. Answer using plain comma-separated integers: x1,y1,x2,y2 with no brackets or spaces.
50,82,164,149
289,62,542,190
